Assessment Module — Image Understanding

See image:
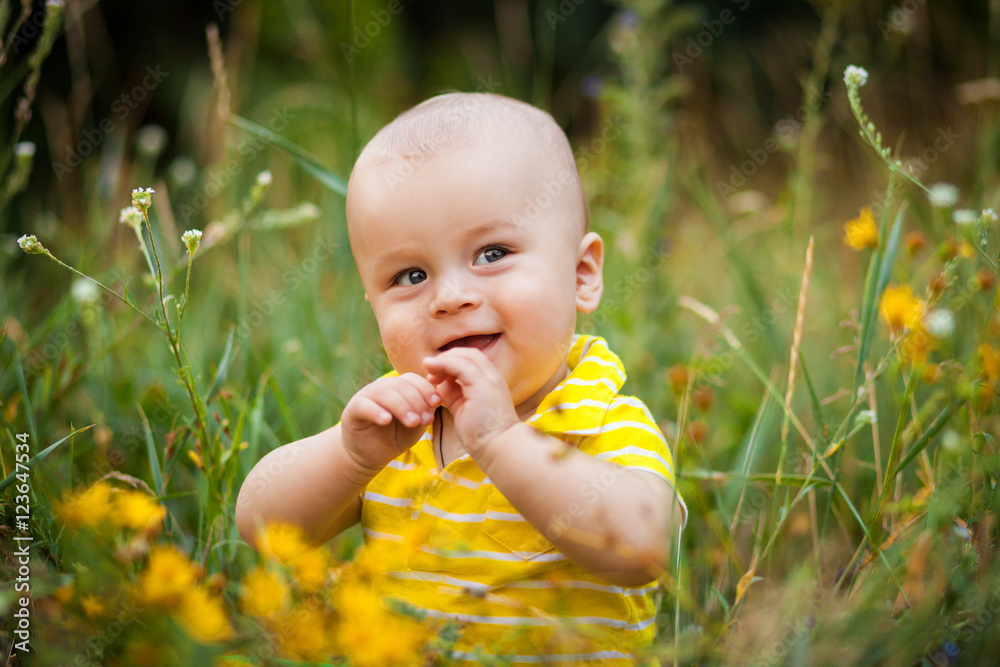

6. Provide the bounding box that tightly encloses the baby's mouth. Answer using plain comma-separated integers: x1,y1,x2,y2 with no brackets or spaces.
439,333,501,352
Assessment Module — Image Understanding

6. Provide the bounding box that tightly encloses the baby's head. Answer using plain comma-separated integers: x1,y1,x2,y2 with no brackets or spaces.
346,92,604,409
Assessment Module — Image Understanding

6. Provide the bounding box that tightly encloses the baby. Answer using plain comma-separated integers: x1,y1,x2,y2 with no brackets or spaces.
236,92,687,663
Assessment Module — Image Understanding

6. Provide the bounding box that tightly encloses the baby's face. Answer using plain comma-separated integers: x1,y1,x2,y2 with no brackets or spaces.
348,138,600,410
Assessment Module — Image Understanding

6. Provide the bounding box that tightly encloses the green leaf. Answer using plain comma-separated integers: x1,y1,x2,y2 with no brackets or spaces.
893,399,963,474
124,280,137,309
0,425,94,494
230,115,347,196
205,326,236,402
137,403,164,496
855,205,904,387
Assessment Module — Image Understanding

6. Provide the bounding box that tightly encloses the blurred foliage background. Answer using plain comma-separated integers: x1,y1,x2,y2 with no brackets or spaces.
1,0,999,664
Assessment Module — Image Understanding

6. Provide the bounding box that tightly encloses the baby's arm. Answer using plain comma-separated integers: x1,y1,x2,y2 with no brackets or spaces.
235,373,442,549
425,349,684,587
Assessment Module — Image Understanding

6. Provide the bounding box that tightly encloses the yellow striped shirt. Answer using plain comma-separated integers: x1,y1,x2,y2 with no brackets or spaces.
357,334,686,663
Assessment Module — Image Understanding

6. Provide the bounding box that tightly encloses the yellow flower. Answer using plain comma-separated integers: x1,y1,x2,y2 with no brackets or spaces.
80,593,105,619
980,344,1000,383
178,586,234,644
335,582,425,666
277,605,332,662
291,549,329,593
843,207,879,250
880,285,923,334
902,325,935,366
53,584,74,605
257,522,312,564
54,482,113,528
134,545,199,609
241,566,288,617
256,522,331,591
112,490,166,533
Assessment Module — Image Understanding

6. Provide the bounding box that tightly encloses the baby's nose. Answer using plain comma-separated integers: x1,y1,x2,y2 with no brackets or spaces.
429,277,482,316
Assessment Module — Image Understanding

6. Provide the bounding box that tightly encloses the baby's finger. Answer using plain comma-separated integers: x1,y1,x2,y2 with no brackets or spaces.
346,395,394,427
372,379,436,427
393,373,437,426
423,350,482,387
434,377,464,408
398,372,443,410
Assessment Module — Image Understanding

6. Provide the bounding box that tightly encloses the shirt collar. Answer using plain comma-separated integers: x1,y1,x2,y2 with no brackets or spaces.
525,334,626,437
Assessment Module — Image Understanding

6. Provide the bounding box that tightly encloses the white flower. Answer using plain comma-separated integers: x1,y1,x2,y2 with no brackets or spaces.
953,208,977,225
981,208,998,225
15,142,36,158
182,229,202,255
131,187,155,212
843,65,869,88
923,308,955,339
71,278,99,304
256,171,273,187
854,409,877,427
927,182,959,208
17,234,46,254
119,206,143,231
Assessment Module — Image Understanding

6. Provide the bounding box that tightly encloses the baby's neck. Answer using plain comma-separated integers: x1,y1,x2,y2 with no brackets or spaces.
514,360,571,420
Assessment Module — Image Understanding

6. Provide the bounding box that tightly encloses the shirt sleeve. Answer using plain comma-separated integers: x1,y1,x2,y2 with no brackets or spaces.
577,396,688,529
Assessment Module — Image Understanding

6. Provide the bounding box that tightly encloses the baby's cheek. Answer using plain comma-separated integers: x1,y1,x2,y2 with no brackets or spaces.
378,312,430,369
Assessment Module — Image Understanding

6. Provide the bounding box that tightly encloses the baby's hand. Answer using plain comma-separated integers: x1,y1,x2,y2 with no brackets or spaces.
340,373,441,474
423,348,518,460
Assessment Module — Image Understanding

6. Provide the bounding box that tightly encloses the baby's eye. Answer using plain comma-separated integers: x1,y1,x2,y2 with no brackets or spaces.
473,246,508,265
395,269,427,286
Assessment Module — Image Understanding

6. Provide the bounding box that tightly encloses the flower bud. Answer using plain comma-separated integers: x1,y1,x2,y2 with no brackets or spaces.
843,65,869,88
182,229,202,255
119,206,143,233
17,234,47,255
667,365,689,396
131,187,155,213
691,386,715,412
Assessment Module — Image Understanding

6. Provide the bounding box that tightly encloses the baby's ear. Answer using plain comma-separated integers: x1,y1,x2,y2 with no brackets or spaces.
575,232,604,313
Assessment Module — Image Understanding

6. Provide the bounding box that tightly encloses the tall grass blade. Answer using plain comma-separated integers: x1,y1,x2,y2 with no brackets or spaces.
229,115,347,196
205,325,236,402
893,398,963,476
853,179,898,389
12,346,36,439
137,402,165,496
0,425,93,493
